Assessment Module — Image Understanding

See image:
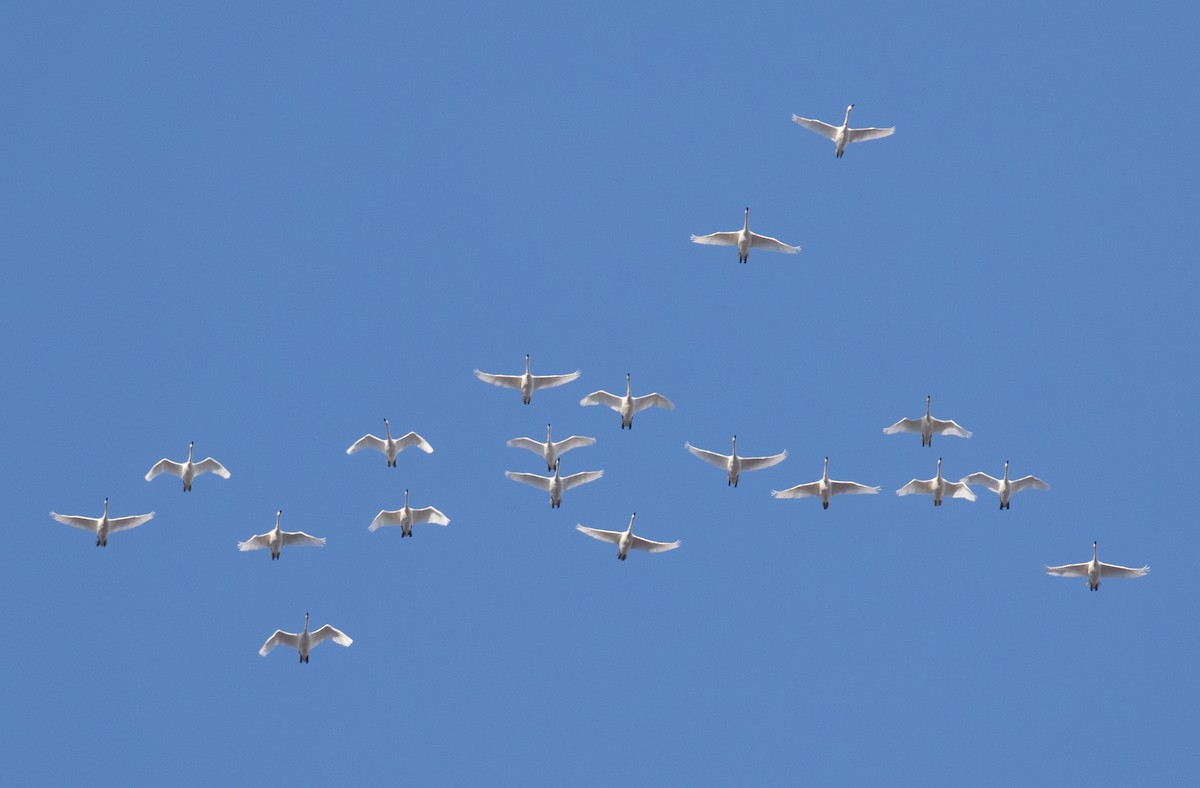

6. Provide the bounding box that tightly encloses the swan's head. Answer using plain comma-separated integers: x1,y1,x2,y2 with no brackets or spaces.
276,509,283,519
189,440,194,449
847,103,855,112
824,455,829,465
103,496,109,509
937,457,943,468
553,458,561,471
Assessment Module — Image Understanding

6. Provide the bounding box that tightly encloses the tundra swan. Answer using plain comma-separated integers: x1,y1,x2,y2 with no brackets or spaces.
145,441,230,491
579,373,674,429
684,435,787,487
791,104,894,158
259,612,353,663
575,513,680,560
507,423,596,471
896,457,976,506
50,497,155,547
238,510,326,559
368,489,450,536
771,457,880,509
1045,542,1148,591
961,461,1049,509
883,395,971,447
690,207,800,263
474,353,580,404
346,418,433,467
506,459,603,508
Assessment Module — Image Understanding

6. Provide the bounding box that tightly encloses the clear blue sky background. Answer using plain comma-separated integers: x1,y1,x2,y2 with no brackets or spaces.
2,2,1197,784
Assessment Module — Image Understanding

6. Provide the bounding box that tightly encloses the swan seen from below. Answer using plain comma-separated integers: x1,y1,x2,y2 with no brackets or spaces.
346,418,433,467
575,513,680,561
368,489,450,536
883,395,972,447
684,435,787,487
791,104,895,158
961,461,1049,509
579,373,674,429
50,498,155,547
1045,542,1148,591
145,441,230,491
474,353,580,404
896,457,976,506
259,612,353,663
507,423,596,471
771,456,880,509
690,207,801,263
506,459,603,508
237,510,326,559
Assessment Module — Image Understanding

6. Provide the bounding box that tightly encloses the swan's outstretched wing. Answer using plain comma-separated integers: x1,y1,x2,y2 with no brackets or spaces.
561,470,604,491
259,630,299,656
791,115,839,140
310,625,353,649
1011,475,1050,494
748,232,800,255
632,393,674,414
690,231,741,247
505,471,553,491
685,442,730,469
771,481,822,499
943,481,976,501
1099,562,1149,580
847,126,895,144
507,437,546,457
531,371,580,390
575,524,623,544
409,506,450,526
896,479,936,496
50,512,99,531
108,512,156,533
883,418,923,435
145,459,185,481
474,370,523,390
368,509,406,532
346,434,386,455
579,390,623,410
630,534,681,554
830,480,880,496
553,435,596,454
930,418,972,439
394,431,434,454
237,532,273,551
280,531,327,548
960,472,1001,493
739,451,789,472
1044,562,1090,578
194,458,231,479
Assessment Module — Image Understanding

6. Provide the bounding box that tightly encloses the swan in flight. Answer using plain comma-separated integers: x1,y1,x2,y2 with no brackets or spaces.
883,395,972,447
50,497,155,547
259,612,353,663
961,461,1050,509
580,373,674,429
684,435,787,487
507,423,596,471
474,353,580,404
346,418,433,467
576,513,680,561
791,104,894,158
690,207,801,263
368,489,450,536
896,457,976,506
506,459,603,508
145,441,230,491
237,510,326,559
771,457,880,509
1045,542,1149,591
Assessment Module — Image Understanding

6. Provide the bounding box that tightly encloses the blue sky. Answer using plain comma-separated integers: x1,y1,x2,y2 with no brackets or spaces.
2,2,1198,784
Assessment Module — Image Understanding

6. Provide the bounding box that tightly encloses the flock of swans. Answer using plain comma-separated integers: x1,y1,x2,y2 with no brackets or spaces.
46,104,1148,663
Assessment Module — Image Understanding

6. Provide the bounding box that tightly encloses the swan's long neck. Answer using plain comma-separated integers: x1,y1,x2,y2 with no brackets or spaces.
303,612,310,633
384,418,391,440
925,396,931,417
103,497,109,517
742,207,749,231
1003,461,1010,482
1092,541,1098,561
525,354,531,374
546,423,553,442
731,435,738,457
823,456,830,481
553,459,561,478
627,513,636,533
404,488,410,509
935,457,943,480
843,105,854,127
275,510,283,532
625,374,632,397
187,442,194,462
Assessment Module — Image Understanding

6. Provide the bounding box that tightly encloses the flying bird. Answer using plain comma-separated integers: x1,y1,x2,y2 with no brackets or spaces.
506,459,603,508
961,461,1049,510
237,510,326,559
507,423,596,472
474,353,580,405
896,458,976,506
771,457,880,509
791,103,894,158
575,513,680,561
368,489,450,536
145,441,230,491
50,498,155,547
579,373,674,429
690,207,801,263
684,435,787,487
259,612,353,663
1045,542,1148,591
346,418,433,467
883,395,972,447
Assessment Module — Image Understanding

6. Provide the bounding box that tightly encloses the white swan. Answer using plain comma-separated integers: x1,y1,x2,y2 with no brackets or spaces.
507,423,596,471
506,459,603,508
684,435,787,487
474,353,580,404
259,612,353,663
50,497,155,547
883,395,972,447
579,373,674,429
791,104,894,158
896,457,976,506
575,513,680,560
238,510,326,559
771,456,880,509
1045,542,1149,591
368,489,450,536
346,418,433,467
145,441,230,491
690,207,801,263
961,461,1049,510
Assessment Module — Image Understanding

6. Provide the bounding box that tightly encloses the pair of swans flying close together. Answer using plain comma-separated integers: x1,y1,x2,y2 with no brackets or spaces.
961,461,1049,509
145,441,230,492
1045,542,1148,591
368,489,450,536
685,435,787,487
260,612,353,663
883,395,971,447
475,353,580,405
897,458,976,506
579,373,674,429
506,459,603,508
346,418,433,467
238,510,326,559
791,103,895,158
576,513,680,561
508,423,596,472
772,457,880,509
690,207,800,264
50,497,155,547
